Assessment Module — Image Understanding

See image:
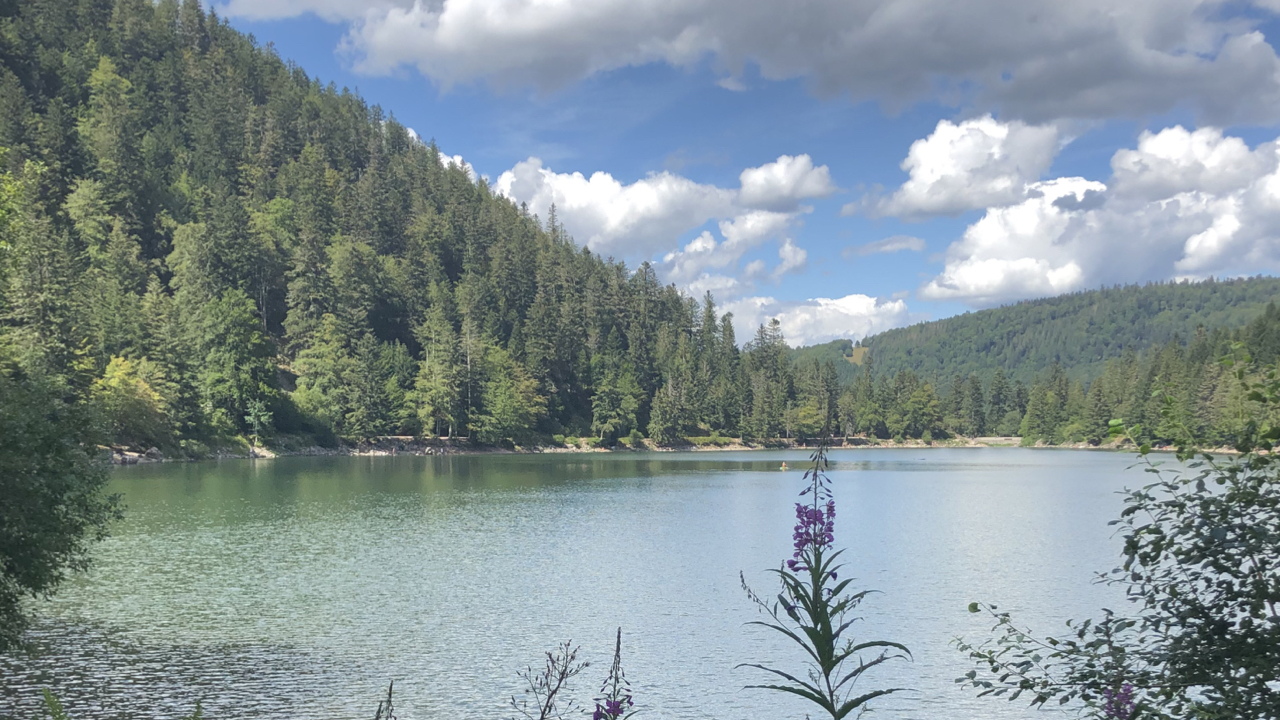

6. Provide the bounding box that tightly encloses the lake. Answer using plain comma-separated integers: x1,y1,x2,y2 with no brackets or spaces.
0,448,1152,720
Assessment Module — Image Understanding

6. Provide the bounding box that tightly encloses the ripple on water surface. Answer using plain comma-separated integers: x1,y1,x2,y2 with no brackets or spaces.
1,449,1142,720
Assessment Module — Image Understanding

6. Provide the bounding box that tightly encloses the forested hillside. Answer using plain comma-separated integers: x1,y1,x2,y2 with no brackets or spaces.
858,278,1280,383
789,340,862,385
837,302,1280,443
1,1,1277,455
829,279,1280,444
0,0,844,452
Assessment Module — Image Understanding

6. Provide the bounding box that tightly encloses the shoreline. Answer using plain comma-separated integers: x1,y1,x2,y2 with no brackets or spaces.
108,435,1182,465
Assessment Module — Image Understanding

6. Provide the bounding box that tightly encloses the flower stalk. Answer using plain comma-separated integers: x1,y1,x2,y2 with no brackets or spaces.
740,439,911,719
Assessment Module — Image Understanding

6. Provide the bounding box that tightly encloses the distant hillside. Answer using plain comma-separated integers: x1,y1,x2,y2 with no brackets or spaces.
851,277,1280,383
787,340,864,385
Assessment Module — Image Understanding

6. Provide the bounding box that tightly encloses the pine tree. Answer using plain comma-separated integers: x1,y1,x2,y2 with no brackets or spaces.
196,289,277,433
962,374,986,436
79,56,140,221
293,313,355,434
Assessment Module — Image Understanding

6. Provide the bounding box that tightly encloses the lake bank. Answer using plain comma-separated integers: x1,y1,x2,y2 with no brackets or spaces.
107,434,1151,465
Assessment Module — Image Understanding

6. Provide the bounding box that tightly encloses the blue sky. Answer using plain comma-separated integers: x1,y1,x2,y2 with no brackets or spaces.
219,1,1280,346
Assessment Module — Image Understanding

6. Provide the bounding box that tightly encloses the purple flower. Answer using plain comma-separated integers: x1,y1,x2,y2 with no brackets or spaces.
789,499,837,567
1102,683,1135,720
593,696,632,719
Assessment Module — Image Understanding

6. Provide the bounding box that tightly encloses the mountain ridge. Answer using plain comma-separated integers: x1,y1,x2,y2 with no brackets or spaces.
791,276,1280,384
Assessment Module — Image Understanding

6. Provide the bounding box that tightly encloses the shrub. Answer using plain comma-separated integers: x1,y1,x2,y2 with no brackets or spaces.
1,359,121,650
958,356,1280,719
90,356,173,449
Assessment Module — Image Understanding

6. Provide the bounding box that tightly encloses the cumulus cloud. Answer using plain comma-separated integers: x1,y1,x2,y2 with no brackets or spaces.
222,0,1280,125
842,235,927,258
1109,126,1272,201
496,154,832,289
661,211,794,285
738,154,837,211
724,294,913,347
852,116,1060,219
494,157,737,259
922,126,1280,307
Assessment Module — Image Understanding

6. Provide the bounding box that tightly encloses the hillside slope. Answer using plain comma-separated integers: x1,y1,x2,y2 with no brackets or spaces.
0,0,834,449
854,277,1280,383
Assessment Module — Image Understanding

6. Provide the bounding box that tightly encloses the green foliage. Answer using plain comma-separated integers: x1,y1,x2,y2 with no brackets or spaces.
0,0,778,448
686,435,734,447
11,0,1272,456
957,353,1280,719
473,346,546,445
591,366,642,441
196,289,277,432
0,357,120,650
90,356,172,449
42,689,69,720
859,277,1280,384
244,398,272,451
647,377,687,445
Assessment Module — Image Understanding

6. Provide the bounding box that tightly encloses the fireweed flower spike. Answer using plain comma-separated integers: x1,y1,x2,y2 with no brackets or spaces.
740,438,912,720
1102,683,1135,720
593,628,637,720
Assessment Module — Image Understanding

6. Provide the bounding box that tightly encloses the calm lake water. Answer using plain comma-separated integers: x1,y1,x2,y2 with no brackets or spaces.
1,448,1155,720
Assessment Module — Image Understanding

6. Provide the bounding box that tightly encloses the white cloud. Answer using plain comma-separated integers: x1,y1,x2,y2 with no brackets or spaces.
716,76,747,92
225,0,1280,125
496,154,832,290
441,153,477,182
922,126,1280,307
738,154,837,211
1110,126,1271,201
772,239,808,280
494,157,736,259
685,273,743,298
921,177,1100,305
724,294,913,347
661,211,794,285
843,235,926,257
851,116,1059,219
216,0,406,21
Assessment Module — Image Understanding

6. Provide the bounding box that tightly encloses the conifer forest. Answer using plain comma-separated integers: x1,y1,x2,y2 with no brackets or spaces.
3,1,1279,456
